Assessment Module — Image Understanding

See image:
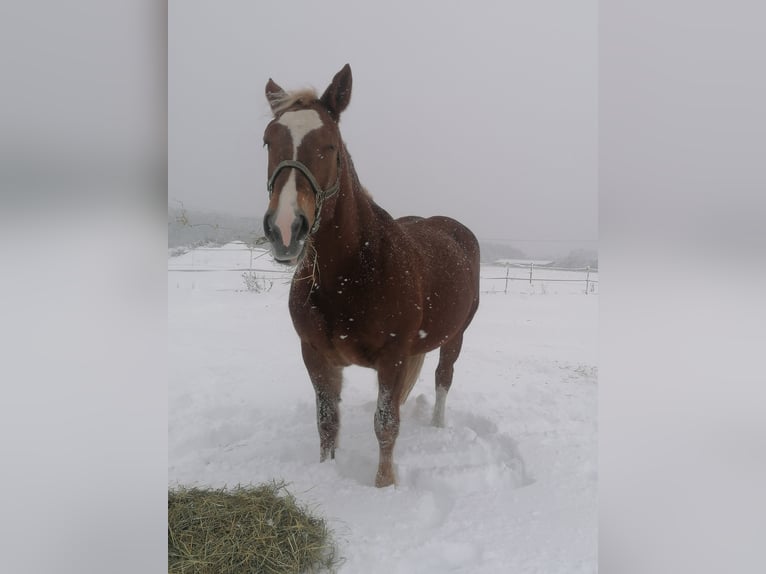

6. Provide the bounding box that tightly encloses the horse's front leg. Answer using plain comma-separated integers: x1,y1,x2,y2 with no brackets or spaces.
374,360,405,487
301,342,343,462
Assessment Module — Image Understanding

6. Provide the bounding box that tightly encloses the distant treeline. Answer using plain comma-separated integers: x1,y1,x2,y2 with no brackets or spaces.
168,207,264,250
475,242,597,269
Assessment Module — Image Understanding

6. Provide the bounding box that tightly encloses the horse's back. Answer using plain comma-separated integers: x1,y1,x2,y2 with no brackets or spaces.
397,215,480,274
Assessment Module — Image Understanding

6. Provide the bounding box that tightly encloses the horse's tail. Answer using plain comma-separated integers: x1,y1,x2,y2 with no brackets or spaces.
399,353,426,405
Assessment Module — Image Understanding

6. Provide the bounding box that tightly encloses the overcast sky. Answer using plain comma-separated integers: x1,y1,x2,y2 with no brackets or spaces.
169,1,597,254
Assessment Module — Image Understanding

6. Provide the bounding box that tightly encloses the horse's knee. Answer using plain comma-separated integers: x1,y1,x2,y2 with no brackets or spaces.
315,390,340,460
374,404,399,442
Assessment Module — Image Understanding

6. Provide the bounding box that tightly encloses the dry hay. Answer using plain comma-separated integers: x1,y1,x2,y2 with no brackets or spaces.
168,482,339,573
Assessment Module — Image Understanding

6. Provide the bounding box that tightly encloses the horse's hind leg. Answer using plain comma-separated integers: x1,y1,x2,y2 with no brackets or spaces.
432,332,464,428
301,342,342,462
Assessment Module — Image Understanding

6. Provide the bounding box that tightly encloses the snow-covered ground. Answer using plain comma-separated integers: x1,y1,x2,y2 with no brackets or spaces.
169,243,598,573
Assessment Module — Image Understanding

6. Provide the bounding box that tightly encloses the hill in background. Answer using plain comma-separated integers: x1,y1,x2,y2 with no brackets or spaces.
479,242,528,264
552,249,598,270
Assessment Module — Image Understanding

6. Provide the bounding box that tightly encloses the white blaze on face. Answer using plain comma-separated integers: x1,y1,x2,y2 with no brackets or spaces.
273,109,324,246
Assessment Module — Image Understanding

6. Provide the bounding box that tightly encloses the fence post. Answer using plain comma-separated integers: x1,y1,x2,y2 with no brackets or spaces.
529,263,534,285
585,266,590,295
504,266,509,294
249,248,254,271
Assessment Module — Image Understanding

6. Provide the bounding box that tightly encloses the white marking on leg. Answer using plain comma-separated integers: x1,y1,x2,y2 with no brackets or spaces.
432,386,448,427
273,110,324,246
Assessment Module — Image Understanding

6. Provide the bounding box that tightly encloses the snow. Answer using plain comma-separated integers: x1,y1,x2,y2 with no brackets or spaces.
169,244,598,573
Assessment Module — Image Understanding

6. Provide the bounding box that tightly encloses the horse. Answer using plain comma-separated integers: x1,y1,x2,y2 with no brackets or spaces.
261,64,480,487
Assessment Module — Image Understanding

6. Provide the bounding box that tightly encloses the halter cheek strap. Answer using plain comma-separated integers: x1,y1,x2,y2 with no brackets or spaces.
267,157,341,235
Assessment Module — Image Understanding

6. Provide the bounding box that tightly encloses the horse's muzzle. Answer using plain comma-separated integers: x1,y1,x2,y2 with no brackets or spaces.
263,210,309,264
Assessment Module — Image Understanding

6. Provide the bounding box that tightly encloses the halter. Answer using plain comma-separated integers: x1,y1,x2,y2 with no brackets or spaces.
267,157,341,236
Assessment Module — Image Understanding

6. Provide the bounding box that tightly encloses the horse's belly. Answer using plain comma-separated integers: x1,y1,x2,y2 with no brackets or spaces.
412,289,477,352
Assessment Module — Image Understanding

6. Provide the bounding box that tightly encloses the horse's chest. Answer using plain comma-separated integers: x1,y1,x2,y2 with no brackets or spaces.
289,285,391,367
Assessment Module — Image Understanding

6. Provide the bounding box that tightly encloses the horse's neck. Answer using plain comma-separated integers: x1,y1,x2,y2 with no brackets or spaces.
309,145,383,270
341,143,367,200
328,146,378,234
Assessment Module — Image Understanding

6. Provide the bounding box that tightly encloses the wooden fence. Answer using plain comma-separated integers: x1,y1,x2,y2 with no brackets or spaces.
480,263,598,295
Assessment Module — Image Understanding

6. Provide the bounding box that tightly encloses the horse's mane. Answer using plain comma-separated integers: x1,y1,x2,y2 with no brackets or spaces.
268,88,319,116
340,142,373,200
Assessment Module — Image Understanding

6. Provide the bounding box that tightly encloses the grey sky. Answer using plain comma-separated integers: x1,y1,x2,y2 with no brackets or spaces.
169,1,596,252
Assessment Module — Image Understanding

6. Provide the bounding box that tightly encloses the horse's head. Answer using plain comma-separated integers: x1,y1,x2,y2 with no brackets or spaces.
262,64,352,264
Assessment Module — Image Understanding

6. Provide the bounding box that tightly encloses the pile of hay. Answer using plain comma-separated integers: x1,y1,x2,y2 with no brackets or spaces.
169,482,339,573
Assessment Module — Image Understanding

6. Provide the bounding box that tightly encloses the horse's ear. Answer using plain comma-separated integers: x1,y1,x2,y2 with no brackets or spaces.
320,64,352,121
266,78,286,114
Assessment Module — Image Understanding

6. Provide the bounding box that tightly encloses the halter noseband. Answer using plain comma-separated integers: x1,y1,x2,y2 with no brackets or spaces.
266,157,341,236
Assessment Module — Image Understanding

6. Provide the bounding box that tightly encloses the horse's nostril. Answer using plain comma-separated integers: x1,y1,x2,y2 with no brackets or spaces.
295,214,309,239
263,213,275,241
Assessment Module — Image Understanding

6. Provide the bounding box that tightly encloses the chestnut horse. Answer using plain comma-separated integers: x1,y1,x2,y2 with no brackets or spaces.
262,64,480,487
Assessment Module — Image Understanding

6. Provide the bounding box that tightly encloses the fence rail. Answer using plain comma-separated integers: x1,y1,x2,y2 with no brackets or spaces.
169,246,598,294
482,263,598,294
169,268,292,273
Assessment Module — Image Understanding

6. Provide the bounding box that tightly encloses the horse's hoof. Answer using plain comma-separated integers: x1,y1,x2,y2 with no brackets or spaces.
319,447,335,462
375,472,396,488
